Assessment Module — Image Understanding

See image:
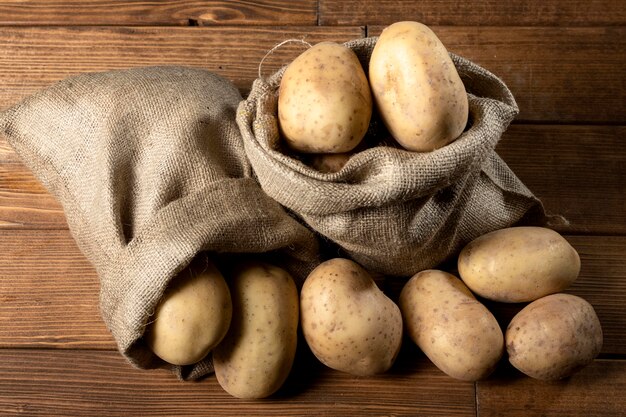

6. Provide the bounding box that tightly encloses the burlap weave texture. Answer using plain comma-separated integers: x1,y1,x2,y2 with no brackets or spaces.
1,66,319,379
238,37,547,276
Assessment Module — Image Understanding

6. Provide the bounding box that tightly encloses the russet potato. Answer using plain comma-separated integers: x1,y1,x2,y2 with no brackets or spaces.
458,226,580,303
506,293,603,380
278,42,372,153
213,261,299,399
369,21,468,152
300,258,403,376
145,259,232,366
399,269,504,381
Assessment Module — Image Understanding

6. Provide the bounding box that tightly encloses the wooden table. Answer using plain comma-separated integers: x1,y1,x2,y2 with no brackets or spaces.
0,2,624,416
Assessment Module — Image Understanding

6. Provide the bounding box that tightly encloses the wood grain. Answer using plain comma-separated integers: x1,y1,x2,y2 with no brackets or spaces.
0,2,623,415
0,133,65,229
476,360,626,417
0,26,622,122
368,26,626,123
1,230,624,356
2,124,623,232
0,26,364,110
0,138,65,228
0,230,113,349
565,236,626,356
498,125,626,235
320,1,626,26
0,348,475,416
0,1,317,26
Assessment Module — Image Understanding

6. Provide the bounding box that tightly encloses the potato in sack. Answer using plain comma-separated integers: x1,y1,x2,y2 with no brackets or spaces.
1,66,320,380
238,29,549,277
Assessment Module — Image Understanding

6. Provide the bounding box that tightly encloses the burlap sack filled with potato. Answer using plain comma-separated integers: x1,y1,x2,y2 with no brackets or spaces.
0,66,319,379
238,37,547,277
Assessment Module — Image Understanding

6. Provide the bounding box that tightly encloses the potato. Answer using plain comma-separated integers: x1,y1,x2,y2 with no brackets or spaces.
308,152,351,173
506,293,603,380
369,21,468,152
145,259,232,366
399,270,504,381
300,258,403,376
458,226,580,303
213,261,299,399
278,42,372,153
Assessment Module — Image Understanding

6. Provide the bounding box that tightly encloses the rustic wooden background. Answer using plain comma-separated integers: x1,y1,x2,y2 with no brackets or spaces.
0,1,624,415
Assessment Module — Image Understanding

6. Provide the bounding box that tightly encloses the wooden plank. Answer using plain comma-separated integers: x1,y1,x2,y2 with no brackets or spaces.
566,236,626,356
2,124,622,233
0,1,317,26
0,348,475,416
0,229,113,349
498,125,626,235
0,27,624,123
476,359,626,417
0,138,65,228
0,26,365,111
1,230,624,356
367,26,626,123
320,1,626,26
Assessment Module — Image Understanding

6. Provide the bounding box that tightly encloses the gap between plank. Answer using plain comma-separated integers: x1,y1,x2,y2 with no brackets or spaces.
475,381,479,417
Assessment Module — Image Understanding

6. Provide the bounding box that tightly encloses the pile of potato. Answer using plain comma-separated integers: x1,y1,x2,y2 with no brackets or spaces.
145,225,602,398
402,227,602,382
146,259,300,399
299,226,601,383
278,21,469,169
143,21,602,398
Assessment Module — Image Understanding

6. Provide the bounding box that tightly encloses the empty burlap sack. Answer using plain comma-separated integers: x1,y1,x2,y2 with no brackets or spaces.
238,37,548,277
0,66,319,379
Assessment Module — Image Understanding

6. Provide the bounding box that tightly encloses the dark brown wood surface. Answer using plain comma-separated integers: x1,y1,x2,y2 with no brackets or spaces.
320,1,626,26
476,360,626,417
0,1,318,26
0,348,476,416
0,2,624,416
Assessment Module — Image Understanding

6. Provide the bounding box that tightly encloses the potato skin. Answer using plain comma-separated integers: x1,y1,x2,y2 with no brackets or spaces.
458,227,580,303
300,258,403,376
213,262,299,399
278,42,372,153
369,21,468,152
145,260,232,366
399,270,504,381
506,293,603,380
308,152,351,173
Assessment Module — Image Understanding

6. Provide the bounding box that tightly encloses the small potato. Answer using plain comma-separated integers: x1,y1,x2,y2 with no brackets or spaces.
506,293,603,380
369,21,468,152
300,258,403,376
308,152,352,173
145,259,232,366
213,261,299,399
458,226,580,303
399,270,504,381
278,42,372,153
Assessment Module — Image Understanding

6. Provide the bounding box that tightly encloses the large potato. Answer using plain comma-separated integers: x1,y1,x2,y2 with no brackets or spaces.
300,258,403,376
145,259,232,366
369,21,468,152
213,261,299,399
399,270,504,381
458,226,580,303
278,42,372,153
506,293,603,380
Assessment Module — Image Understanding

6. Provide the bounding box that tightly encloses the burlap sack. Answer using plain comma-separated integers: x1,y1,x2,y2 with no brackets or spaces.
238,37,548,277
0,66,320,379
